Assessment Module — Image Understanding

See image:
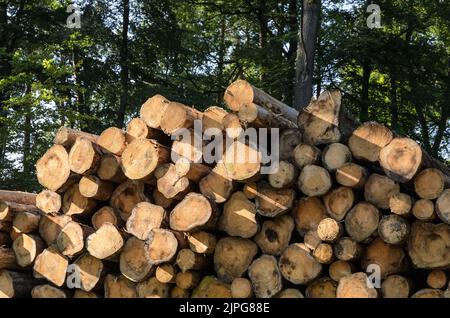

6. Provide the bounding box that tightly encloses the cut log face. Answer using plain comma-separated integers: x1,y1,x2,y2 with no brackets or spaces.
97,154,127,184
412,199,436,221
436,189,450,224
279,243,322,285
155,264,177,284
323,186,355,221
364,174,400,209
36,145,70,191
278,129,302,160
414,168,446,200
292,196,326,236
31,284,66,298
389,193,413,217
0,190,36,206
175,271,201,290
317,218,342,242
321,143,352,172
156,163,190,199
91,206,121,230
176,249,210,273
306,277,337,298
171,132,204,164
160,102,202,135
345,202,380,242
268,160,298,189
411,288,444,298
298,164,332,197
126,117,168,144
218,191,258,238
36,190,61,214
169,193,213,232
335,162,368,189
33,245,69,287
381,275,411,298
12,211,40,234
348,122,393,162
62,183,96,217
255,183,296,217
378,214,410,245
202,106,227,134
214,237,258,283
407,221,450,269
336,272,377,298
313,243,335,264
145,229,178,265
223,141,261,181
329,260,352,282
104,274,137,298
248,255,283,298
126,202,165,240
187,231,217,255
86,223,124,260
110,180,147,221
275,289,304,298
231,278,253,298
223,113,243,139
293,143,321,169
304,230,322,251
79,175,115,201
334,237,362,262
137,277,171,298
120,237,153,282
97,127,127,156
427,270,447,289
68,137,101,175
54,126,98,148
73,253,104,292
254,214,294,256
140,94,170,129
199,162,234,203
57,221,93,257
13,233,45,267
39,214,72,246
238,102,297,130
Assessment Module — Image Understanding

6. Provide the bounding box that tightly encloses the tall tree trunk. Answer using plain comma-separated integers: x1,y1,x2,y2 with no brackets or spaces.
294,0,321,110
256,0,268,84
116,0,130,128
285,0,298,105
389,74,398,130
23,85,32,175
217,16,226,104
360,60,371,122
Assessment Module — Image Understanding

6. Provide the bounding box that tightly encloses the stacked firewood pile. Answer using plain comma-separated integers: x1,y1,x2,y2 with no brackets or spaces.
1,80,450,298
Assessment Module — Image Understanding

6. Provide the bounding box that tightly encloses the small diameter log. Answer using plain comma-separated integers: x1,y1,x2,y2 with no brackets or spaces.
171,286,190,298
329,260,352,282
36,190,61,214
0,201,39,222
175,271,201,290
57,221,94,257
54,126,98,147
97,127,127,156
248,255,283,298
297,164,332,197
86,223,124,260
317,218,343,243
218,191,258,238
169,192,214,232
273,130,301,163
192,276,232,298
202,106,227,134
255,182,295,217
120,237,153,282
104,274,137,298
361,238,407,279
36,145,70,191
33,245,68,286
231,278,253,298
378,214,410,245
381,275,411,298
126,117,170,145
152,188,175,209
62,183,96,217
412,199,436,221
155,264,177,284
156,163,190,199
411,289,444,298
297,89,342,145
427,270,447,289
389,193,413,217
254,214,294,255
279,244,322,285
79,175,115,201
126,202,165,240
345,202,380,242
73,253,104,292
137,277,171,298
39,214,72,246
160,102,203,135
336,272,377,298
335,162,368,189
348,122,393,162
304,230,322,251
407,221,450,269
436,189,450,224
121,138,170,182
13,211,40,234
31,284,66,298
214,237,258,283
333,237,362,261
68,137,101,175
321,143,352,172
12,234,45,267
0,190,36,206
187,231,217,255
305,277,337,298
145,228,178,265
176,249,210,272
0,271,40,298
91,206,122,230
313,243,335,264
415,168,447,200
292,196,326,236
199,162,234,203
223,113,243,139
97,154,127,183
268,160,298,189
293,143,321,169
323,186,354,221
140,94,170,129
275,289,304,298
223,141,261,181
238,102,297,130
110,180,148,221
364,174,400,209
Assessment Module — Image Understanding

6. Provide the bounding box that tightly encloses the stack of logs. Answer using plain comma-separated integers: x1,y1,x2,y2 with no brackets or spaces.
1,79,450,298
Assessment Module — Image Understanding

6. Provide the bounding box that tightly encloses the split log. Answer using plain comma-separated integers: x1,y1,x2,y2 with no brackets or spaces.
279,243,322,285
86,223,124,260
175,271,201,290
0,271,40,298
254,214,294,255
36,190,61,215
412,199,436,221
97,127,127,156
329,260,352,282
56,221,94,257
31,284,66,298
12,234,45,267
414,168,447,200
0,247,19,270
126,202,165,240
54,126,98,148
126,117,170,145
313,243,335,264
292,143,321,169
436,189,450,224
255,182,295,217
297,164,331,197
39,214,72,246
378,214,410,245
238,102,297,130
321,143,352,172
0,190,36,206
231,278,253,298
381,275,411,298
335,162,368,189
305,277,337,298
91,206,122,230
279,129,302,161
137,277,171,298
110,180,148,221
389,193,413,217
171,286,190,298
364,174,400,209
199,162,234,203
427,270,447,289
223,141,261,181
79,175,115,201
120,237,153,282
292,196,326,236
73,253,104,292
187,231,217,255
13,211,40,234
202,106,227,134
345,202,380,242
248,255,283,298
176,249,210,272
0,201,39,222
145,228,178,265
160,102,203,135
68,137,101,175
336,272,377,298
62,183,96,217
317,218,343,242
223,113,243,139
104,274,137,298
348,122,393,162
333,237,362,261
97,154,127,183
155,264,177,284
36,145,70,192
33,245,69,286
323,186,354,221
139,95,170,129
169,193,215,232
268,160,298,189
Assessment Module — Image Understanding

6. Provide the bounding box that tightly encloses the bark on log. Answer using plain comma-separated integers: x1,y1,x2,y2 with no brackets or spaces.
199,162,234,203
0,190,36,206
279,129,302,161
0,247,20,270
238,102,297,129
0,201,39,222
0,270,40,298
54,126,98,148
13,210,40,234
39,214,72,246
126,117,170,146
56,221,94,257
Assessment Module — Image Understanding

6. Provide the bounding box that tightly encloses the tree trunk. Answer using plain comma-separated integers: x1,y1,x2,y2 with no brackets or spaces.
116,0,129,128
360,60,371,122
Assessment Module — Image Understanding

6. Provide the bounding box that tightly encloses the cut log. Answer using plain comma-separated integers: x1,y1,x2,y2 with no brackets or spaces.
255,182,295,217
436,189,450,224
86,223,124,260
171,131,204,164
39,214,72,246
381,275,411,298
155,264,177,284
33,245,69,286
97,127,127,156
0,271,41,298
169,193,214,232
223,113,243,139
323,186,354,221
0,201,39,222
305,277,337,298
187,231,217,255
36,145,70,191
10,227,21,240
231,278,253,298
411,288,444,298
293,143,321,169
364,174,400,209
202,106,227,135
62,183,96,217
91,206,122,230
36,190,61,215
348,122,393,162
279,243,322,285
0,247,19,270
279,129,302,161
345,202,380,242
97,154,127,183
389,193,413,217
12,234,45,267
175,160,211,182
243,182,258,199
176,249,210,272
378,214,410,245
268,160,298,189
335,163,368,190
412,199,436,221
199,162,234,203
13,211,40,234
54,126,98,148
213,237,258,283
248,255,283,298
304,230,322,251
137,277,171,298
73,290,98,298
333,237,362,261
191,275,232,298
275,289,304,298
73,253,104,292
407,221,450,269
321,143,352,172
297,164,332,197
218,191,258,238
110,180,148,221
156,163,190,199
313,243,335,264
160,102,203,135
329,260,352,282
175,271,201,290
223,141,261,181
152,188,175,209
126,202,165,240
68,137,101,175
126,117,170,145
336,272,377,298
0,190,36,206
414,168,447,200
139,94,170,129
238,102,297,130
361,238,407,278
31,284,66,298
292,196,326,236
317,218,343,242
104,274,137,298
120,237,153,282
427,270,447,289
56,221,94,257
145,228,178,265
79,175,115,201
171,286,190,298
254,214,294,256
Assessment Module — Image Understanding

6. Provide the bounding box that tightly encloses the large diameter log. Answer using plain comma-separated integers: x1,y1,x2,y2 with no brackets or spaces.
378,214,410,245
223,141,261,181
169,193,214,232
36,190,61,214
254,214,294,255
97,154,127,183
97,127,127,155
412,199,436,221
120,237,153,282
305,277,337,298
160,102,203,135
79,175,115,201
321,143,352,172
33,245,69,286
140,95,170,129
56,221,94,257
199,162,234,203
35,145,70,191
348,122,393,162
54,126,98,147
202,106,227,134
86,223,124,260
323,186,354,221
104,274,137,298
381,275,411,298
137,277,171,298
110,180,148,221
156,163,190,199
248,255,283,298
0,247,19,270
31,284,66,298
255,182,295,217
279,244,322,285
414,168,447,200
292,196,326,236
39,214,72,245
0,270,40,298
0,190,36,206
238,102,297,129
268,160,298,189
145,228,178,265
0,201,39,222
436,189,450,224
73,253,104,292
12,233,45,267
345,202,380,242
335,162,368,189
68,137,101,175
214,237,257,283
407,221,450,269
336,272,377,298
62,183,97,217
126,202,165,240
297,164,332,197
364,174,400,209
